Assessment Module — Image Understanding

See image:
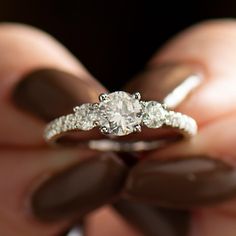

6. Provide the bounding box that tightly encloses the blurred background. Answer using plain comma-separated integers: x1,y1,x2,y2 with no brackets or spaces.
0,0,234,89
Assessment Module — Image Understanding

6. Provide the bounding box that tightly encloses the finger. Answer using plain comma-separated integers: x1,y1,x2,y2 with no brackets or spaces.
113,200,190,236
124,20,236,206
0,23,105,146
86,203,190,236
0,148,93,236
124,20,236,141
190,203,236,236
0,24,127,236
85,206,142,236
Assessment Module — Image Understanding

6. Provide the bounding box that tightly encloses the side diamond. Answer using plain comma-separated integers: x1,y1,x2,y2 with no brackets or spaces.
74,104,98,130
142,101,166,128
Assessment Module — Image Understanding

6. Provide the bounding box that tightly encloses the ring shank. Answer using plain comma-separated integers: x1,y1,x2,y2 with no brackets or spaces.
44,109,197,151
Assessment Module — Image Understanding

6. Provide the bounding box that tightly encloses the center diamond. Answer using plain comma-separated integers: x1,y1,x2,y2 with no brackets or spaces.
98,91,142,136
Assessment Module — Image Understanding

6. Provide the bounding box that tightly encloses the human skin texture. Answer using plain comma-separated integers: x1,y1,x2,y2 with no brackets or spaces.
1,20,236,236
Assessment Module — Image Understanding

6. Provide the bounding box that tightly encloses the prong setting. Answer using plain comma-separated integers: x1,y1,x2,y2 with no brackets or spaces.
162,103,168,110
73,106,80,113
132,92,141,100
133,124,141,132
93,103,99,108
136,112,142,118
99,93,108,102
93,120,100,126
100,126,110,134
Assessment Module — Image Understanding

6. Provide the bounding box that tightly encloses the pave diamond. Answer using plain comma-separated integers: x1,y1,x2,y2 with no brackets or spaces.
98,91,142,136
74,104,97,130
142,101,166,128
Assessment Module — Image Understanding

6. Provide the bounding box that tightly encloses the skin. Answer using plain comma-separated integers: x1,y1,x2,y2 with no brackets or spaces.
1,19,236,235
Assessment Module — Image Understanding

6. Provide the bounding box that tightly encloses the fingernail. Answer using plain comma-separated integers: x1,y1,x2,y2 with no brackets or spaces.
124,156,236,207
113,200,190,236
12,68,101,121
32,152,127,221
125,63,203,108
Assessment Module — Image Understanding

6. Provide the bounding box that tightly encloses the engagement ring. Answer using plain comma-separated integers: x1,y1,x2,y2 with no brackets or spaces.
44,91,197,148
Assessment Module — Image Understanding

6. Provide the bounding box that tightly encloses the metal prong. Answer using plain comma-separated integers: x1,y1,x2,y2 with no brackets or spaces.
73,106,80,112
134,124,141,132
100,126,109,134
137,112,142,118
132,92,141,100
162,103,168,110
93,103,99,108
93,120,99,126
99,93,108,102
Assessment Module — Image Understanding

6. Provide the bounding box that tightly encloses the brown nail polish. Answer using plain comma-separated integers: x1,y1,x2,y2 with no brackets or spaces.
12,68,102,121
125,63,203,104
32,152,127,221
124,156,236,207
113,200,190,236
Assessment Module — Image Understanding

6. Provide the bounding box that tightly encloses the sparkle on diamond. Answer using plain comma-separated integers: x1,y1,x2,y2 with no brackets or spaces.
142,101,166,128
74,104,97,130
99,91,142,136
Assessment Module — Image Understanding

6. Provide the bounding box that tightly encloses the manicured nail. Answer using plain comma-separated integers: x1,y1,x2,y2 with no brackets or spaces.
32,152,127,221
125,63,203,108
124,156,236,207
12,68,101,121
113,200,190,236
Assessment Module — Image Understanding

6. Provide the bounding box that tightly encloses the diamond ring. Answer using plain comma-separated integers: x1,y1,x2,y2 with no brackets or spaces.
44,91,197,146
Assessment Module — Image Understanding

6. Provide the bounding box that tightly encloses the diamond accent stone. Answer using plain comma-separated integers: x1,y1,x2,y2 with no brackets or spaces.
98,91,142,136
74,104,97,130
142,101,166,128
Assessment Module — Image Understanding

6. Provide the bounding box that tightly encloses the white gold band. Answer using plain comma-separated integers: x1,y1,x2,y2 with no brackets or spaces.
45,108,197,141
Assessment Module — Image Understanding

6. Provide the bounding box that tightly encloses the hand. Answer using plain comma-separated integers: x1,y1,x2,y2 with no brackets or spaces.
88,19,236,236
1,20,236,236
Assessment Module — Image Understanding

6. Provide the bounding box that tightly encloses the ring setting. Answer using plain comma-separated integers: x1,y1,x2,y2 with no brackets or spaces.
45,91,197,143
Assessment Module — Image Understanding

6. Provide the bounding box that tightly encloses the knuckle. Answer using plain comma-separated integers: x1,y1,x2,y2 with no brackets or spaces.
185,18,236,38
0,22,47,36
192,18,236,30
0,22,54,46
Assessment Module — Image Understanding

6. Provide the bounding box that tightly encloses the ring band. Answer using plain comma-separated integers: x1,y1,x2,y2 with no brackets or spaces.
44,91,197,146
